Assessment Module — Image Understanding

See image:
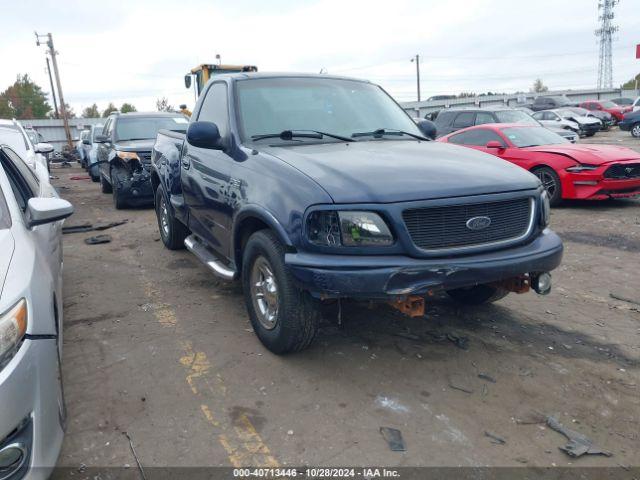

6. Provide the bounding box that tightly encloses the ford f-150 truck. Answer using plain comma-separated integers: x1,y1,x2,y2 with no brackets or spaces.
151,73,563,354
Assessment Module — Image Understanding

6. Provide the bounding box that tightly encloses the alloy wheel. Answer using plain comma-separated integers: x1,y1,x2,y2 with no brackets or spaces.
159,195,170,239
536,170,557,198
250,256,279,330
632,124,640,138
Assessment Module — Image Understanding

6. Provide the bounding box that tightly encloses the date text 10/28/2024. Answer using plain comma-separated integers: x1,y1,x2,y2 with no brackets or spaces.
233,468,401,478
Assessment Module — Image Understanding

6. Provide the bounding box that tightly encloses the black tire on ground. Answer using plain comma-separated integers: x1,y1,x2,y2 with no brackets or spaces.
631,123,640,138
532,166,562,207
100,172,112,193
586,132,596,137
446,284,509,305
242,230,320,354
111,167,128,209
155,185,188,250
90,173,100,182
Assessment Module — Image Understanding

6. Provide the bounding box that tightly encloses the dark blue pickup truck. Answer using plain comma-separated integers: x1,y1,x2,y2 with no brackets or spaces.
151,73,563,354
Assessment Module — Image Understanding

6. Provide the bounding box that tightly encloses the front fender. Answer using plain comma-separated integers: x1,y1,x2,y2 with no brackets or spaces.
233,205,293,248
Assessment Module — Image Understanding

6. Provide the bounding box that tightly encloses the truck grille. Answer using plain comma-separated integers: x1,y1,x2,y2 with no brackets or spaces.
402,197,533,251
138,151,152,168
604,163,640,179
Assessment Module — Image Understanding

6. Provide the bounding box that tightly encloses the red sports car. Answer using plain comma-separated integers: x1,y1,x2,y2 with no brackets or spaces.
579,100,632,123
437,124,640,206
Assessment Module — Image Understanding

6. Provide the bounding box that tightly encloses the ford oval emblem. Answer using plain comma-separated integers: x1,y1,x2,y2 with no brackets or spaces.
466,216,492,231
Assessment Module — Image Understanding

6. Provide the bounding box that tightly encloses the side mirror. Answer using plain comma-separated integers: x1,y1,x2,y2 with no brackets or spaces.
35,142,54,154
486,141,504,149
94,134,108,143
184,74,192,89
82,139,91,145
26,197,74,228
415,119,437,140
186,121,223,150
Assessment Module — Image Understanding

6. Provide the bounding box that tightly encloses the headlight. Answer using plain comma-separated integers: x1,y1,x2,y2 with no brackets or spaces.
307,211,394,247
540,191,551,227
566,164,598,173
0,299,28,370
115,151,139,162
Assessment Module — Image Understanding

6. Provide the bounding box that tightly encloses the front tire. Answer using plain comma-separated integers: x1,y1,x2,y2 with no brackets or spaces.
100,172,112,193
155,186,188,250
242,230,320,354
446,285,509,305
532,166,562,206
631,123,640,138
111,167,128,209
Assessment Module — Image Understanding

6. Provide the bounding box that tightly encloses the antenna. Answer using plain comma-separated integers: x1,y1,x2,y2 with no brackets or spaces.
595,0,619,89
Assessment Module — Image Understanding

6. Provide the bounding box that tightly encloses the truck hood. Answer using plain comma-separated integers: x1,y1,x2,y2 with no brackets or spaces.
0,230,15,299
524,144,640,165
113,139,156,152
263,140,539,203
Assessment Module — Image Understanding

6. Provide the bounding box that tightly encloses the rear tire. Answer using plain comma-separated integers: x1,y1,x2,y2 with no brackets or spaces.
631,123,640,138
100,172,112,193
242,230,320,354
155,185,188,250
532,166,562,206
446,285,509,305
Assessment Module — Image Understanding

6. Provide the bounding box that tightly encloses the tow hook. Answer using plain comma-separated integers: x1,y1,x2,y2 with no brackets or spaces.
388,295,425,318
532,272,552,295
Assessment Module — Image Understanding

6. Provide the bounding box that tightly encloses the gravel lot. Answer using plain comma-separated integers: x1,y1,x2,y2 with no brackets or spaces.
52,128,639,475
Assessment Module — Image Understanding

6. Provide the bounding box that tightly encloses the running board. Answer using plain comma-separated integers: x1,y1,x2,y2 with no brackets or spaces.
184,235,237,281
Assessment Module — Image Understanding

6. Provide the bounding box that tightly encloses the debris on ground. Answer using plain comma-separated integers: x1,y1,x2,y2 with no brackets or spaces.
69,175,91,180
546,416,612,458
375,395,410,413
447,332,469,350
393,331,421,341
478,373,496,383
448,378,474,394
484,431,506,445
84,234,112,245
609,292,640,307
64,220,128,234
514,408,546,425
379,427,406,451
123,431,147,480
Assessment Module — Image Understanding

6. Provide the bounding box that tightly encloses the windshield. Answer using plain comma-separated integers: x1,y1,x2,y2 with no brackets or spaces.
600,101,617,109
235,77,421,142
569,107,589,115
557,109,577,118
115,116,189,141
501,126,570,147
0,127,29,157
494,110,538,125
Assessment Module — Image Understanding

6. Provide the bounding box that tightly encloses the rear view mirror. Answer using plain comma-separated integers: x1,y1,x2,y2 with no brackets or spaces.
26,197,74,227
35,142,54,154
486,141,504,149
187,121,223,150
415,119,436,140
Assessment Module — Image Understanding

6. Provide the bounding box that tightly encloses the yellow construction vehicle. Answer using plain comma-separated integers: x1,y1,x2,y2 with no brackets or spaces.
185,64,258,97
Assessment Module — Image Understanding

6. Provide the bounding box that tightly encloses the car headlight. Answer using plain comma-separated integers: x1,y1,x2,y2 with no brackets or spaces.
0,299,28,370
307,211,394,247
115,151,139,162
540,191,551,227
566,164,598,172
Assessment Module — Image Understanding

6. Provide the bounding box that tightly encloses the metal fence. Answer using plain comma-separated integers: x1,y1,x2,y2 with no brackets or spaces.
400,88,639,118
20,118,104,152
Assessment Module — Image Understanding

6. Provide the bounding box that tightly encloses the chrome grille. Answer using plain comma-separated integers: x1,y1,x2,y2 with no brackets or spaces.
402,197,533,251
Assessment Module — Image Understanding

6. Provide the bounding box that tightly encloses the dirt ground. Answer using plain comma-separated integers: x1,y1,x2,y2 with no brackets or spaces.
52,129,639,474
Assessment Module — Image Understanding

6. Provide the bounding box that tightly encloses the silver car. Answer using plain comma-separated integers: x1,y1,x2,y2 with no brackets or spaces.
80,124,104,182
0,145,73,479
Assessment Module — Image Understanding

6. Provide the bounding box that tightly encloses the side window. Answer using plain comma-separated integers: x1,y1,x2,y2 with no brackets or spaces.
532,112,543,120
452,112,475,129
449,129,505,147
475,112,495,125
102,119,111,136
434,111,455,127
0,147,38,211
198,83,229,138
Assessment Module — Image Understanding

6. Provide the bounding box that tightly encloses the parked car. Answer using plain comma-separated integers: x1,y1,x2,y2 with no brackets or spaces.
437,124,640,205
579,100,632,123
0,144,74,479
528,95,576,112
76,130,88,168
96,112,189,208
79,124,104,182
532,109,601,137
610,97,635,107
0,120,54,180
618,109,640,138
565,106,614,130
151,73,562,354
434,107,578,142
426,95,457,102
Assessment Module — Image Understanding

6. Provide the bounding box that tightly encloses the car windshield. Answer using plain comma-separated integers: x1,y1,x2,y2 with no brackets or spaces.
569,107,589,115
600,101,617,108
235,77,421,142
557,109,577,118
494,110,538,125
115,116,189,141
501,126,569,147
0,127,29,157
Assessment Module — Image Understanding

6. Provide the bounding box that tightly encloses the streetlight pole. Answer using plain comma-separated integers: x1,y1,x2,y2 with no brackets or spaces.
410,55,421,102
35,32,72,149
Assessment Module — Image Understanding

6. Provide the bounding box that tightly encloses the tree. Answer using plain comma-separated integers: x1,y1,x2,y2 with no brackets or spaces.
531,78,548,93
621,73,640,90
0,74,52,119
62,103,76,119
120,102,137,113
458,92,476,98
82,103,100,118
156,97,173,112
102,102,118,117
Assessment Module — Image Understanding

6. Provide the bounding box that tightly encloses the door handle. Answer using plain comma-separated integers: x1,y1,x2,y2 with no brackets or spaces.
182,154,191,169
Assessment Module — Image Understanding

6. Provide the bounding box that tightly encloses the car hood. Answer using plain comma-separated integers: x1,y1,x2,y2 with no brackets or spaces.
0,230,15,299
565,116,600,125
113,139,156,151
524,144,640,165
262,140,539,203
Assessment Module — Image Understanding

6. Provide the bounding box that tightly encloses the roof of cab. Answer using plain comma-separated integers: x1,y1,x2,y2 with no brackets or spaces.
211,72,372,83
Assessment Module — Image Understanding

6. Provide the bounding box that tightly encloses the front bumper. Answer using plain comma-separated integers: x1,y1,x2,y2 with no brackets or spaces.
562,166,640,200
117,169,154,205
286,229,563,298
579,124,600,135
0,339,64,480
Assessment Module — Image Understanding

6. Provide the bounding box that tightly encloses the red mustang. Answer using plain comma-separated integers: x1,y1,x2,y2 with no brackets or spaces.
437,124,640,206
579,100,632,123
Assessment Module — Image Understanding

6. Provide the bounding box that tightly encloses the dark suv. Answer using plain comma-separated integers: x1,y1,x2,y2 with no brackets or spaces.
434,107,578,142
96,112,188,208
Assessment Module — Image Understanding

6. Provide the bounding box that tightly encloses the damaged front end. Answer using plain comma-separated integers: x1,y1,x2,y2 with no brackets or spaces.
112,151,154,205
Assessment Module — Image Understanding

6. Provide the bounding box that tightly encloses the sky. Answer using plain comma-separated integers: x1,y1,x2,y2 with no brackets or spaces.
0,0,639,115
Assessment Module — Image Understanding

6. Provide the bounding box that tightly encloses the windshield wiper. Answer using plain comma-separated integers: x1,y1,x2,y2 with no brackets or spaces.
251,129,354,142
351,128,428,141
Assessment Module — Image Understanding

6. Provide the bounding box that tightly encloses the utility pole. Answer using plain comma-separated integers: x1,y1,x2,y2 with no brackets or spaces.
35,32,72,148
411,55,421,102
45,56,59,119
